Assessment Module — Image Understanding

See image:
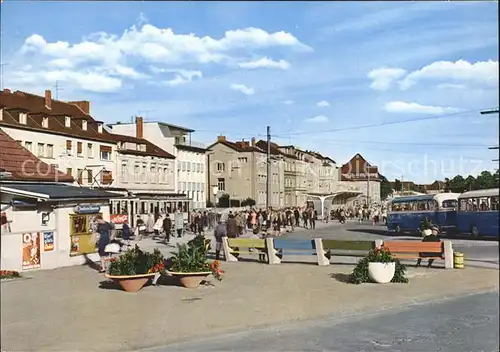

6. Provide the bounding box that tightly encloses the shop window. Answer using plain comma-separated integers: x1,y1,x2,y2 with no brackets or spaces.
69,213,101,256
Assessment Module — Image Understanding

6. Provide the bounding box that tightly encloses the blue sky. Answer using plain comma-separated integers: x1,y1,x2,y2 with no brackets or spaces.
1,1,498,183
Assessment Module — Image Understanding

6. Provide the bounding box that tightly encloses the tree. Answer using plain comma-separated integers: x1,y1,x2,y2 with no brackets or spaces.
217,194,230,208
241,198,256,207
443,178,450,192
379,174,393,200
448,175,466,193
393,179,402,192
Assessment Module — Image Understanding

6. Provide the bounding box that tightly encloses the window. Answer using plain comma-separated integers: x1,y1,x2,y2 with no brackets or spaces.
238,157,248,163
101,171,113,185
216,162,225,172
46,144,54,158
142,165,147,183
87,170,93,184
158,168,164,183
479,197,490,211
65,116,71,127
187,162,191,172
134,165,140,182
200,163,204,173
37,143,45,157
77,169,83,184
19,112,27,124
66,140,72,155
42,117,48,128
121,164,128,182
87,143,93,157
150,167,156,183
16,140,22,145
217,178,225,192
77,142,83,156
441,200,458,209
66,168,73,177
82,120,87,131
491,196,499,211
181,162,186,171
97,123,103,133
100,145,112,160
24,141,33,152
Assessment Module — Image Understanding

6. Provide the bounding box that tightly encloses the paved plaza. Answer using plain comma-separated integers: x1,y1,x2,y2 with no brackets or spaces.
1,222,498,352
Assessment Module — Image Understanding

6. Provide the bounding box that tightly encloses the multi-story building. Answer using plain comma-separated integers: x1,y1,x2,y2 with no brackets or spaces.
207,136,283,208
109,119,208,209
0,89,184,224
340,153,381,203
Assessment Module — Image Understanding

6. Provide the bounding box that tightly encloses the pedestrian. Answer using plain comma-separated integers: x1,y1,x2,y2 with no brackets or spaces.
96,215,112,273
214,220,227,260
145,214,155,238
174,208,184,238
162,212,172,243
121,219,131,248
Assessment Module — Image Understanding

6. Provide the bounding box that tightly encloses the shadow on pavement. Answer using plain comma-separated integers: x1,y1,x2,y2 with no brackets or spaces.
330,273,351,283
83,254,101,272
98,280,122,290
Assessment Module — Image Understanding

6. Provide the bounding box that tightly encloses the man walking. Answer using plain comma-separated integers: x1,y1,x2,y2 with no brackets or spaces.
214,220,227,260
162,213,172,243
174,208,184,238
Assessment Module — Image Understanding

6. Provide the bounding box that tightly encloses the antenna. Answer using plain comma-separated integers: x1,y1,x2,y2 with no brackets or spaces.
0,62,9,90
138,109,155,119
54,80,64,100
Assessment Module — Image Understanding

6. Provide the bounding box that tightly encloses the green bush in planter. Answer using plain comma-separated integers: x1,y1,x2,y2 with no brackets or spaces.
348,248,409,284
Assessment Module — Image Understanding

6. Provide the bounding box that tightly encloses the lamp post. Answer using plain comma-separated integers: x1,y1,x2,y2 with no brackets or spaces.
212,185,218,226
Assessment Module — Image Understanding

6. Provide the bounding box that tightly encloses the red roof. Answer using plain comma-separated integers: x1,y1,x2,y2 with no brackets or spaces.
0,128,74,182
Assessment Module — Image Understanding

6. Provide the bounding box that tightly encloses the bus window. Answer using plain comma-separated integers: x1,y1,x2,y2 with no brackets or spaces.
491,196,499,211
442,200,458,209
479,197,490,211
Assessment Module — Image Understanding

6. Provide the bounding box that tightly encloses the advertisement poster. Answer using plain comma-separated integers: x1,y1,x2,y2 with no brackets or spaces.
110,214,128,224
22,233,41,270
70,236,80,255
43,232,54,251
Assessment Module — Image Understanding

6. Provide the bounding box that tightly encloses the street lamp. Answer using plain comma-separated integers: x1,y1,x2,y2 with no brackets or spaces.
212,185,218,225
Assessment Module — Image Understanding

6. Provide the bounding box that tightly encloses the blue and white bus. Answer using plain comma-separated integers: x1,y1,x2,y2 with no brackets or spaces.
457,188,499,238
387,193,460,234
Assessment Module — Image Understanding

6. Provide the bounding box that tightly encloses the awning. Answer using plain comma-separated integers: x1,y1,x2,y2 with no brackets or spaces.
0,182,124,201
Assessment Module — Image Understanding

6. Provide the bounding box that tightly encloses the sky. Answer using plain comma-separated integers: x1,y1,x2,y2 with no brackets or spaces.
1,1,499,183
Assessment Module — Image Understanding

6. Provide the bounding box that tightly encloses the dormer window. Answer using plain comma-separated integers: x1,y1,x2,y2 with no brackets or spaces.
42,117,49,128
65,116,71,127
0,108,3,121
19,112,27,125
97,123,103,133
82,120,87,131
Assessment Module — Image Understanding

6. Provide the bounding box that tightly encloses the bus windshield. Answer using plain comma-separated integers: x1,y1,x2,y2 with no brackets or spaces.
441,199,458,209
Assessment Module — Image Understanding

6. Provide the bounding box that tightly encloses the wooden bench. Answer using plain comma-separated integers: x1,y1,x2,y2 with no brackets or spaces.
382,240,453,269
222,238,268,262
268,238,329,265
321,240,379,262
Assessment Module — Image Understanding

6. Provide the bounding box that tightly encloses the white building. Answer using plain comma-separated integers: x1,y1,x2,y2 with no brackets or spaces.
109,118,208,209
0,89,187,225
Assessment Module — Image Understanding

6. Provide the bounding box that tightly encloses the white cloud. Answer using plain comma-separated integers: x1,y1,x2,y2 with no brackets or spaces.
437,83,466,90
150,67,202,86
306,115,329,123
367,67,406,90
230,83,255,95
317,100,330,107
399,59,499,90
12,24,310,93
238,57,291,70
283,100,295,105
384,101,461,115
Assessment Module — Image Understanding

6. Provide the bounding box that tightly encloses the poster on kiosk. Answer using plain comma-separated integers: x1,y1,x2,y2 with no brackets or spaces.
22,232,41,270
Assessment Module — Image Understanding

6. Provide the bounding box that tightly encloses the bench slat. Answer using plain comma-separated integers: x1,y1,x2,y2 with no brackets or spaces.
322,240,374,251
392,254,443,260
278,251,316,256
227,238,266,249
383,241,443,253
274,239,315,250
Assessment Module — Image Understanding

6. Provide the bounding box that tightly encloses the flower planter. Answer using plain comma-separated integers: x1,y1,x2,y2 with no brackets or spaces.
368,262,396,284
167,271,211,288
105,273,156,292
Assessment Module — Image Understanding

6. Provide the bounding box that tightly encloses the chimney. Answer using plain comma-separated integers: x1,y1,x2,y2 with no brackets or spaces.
3,88,11,94
69,100,90,114
251,137,256,147
217,135,226,142
136,116,144,139
45,89,52,109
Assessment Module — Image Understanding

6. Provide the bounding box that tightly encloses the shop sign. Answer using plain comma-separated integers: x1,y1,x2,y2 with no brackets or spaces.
22,233,41,270
110,214,128,224
74,204,101,214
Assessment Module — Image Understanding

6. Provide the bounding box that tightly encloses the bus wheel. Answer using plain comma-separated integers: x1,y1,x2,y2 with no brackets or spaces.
395,225,401,234
471,226,479,238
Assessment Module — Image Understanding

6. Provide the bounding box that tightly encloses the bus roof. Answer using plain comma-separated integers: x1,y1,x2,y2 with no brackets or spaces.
390,194,435,203
458,188,500,199
433,193,460,203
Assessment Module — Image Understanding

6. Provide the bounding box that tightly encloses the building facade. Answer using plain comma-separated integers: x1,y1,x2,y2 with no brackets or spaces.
109,119,207,209
340,153,381,203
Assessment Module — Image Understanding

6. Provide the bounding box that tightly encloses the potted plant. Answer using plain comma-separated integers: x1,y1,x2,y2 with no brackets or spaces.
166,235,224,288
349,247,408,284
1,270,21,281
106,245,165,292
420,218,434,237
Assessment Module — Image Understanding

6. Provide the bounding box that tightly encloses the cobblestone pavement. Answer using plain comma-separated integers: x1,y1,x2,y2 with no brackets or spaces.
159,291,499,352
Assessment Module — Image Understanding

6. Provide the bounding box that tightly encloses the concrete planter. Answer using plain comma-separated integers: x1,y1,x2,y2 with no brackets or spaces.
368,262,395,284
167,271,211,288
105,273,156,292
